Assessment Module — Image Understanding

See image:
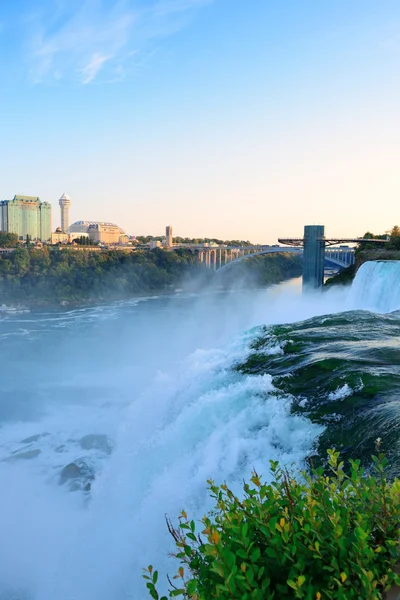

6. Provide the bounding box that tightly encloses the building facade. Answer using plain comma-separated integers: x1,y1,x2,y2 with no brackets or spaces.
59,193,71,233
87,223,124,244
51,227,69,245
40,201,51,241
0,196,52,241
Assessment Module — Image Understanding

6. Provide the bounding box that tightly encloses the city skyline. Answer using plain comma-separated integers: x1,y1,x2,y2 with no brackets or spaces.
1,1,400,242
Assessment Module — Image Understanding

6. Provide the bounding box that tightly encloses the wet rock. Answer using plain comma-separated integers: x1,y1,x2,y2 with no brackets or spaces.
12,449,41,460
20,432,50,444
79,434,112,454
59,462,81,484
59,460,95,491
55,444,66,453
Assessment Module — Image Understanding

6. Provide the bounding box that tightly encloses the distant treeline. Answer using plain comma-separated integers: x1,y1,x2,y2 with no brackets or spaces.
135,235,256,246
356,225,400,251
0,247,303,306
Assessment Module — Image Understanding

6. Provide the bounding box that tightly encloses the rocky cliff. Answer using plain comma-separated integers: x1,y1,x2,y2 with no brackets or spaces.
356,250,400,271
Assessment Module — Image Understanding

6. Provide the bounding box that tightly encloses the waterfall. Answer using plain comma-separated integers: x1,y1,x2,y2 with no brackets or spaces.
348,261,400,313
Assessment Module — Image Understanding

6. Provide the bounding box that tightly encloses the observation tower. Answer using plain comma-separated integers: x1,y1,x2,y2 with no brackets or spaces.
59,193,71,233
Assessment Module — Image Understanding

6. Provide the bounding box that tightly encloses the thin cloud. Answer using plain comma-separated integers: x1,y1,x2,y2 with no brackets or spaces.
26,0,214,85
153,0,214,17
81,53,112,84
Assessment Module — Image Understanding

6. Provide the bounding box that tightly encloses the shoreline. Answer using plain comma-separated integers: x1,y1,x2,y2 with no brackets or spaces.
0,276,302,313
0,290,175,312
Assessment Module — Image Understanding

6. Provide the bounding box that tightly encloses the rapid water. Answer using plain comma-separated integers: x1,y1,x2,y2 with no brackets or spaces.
0,264,399,600
348,260,400,312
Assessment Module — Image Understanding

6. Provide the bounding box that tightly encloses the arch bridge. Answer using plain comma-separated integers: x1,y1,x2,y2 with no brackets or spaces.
172,225,387,288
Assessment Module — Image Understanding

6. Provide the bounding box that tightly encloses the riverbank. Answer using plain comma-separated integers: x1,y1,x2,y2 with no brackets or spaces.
0,247,302,309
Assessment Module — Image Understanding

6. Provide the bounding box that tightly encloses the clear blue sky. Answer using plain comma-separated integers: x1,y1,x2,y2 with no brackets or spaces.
1,1,400,242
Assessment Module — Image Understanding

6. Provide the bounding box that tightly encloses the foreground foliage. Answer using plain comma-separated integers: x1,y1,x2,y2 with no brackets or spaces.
144,450,400,599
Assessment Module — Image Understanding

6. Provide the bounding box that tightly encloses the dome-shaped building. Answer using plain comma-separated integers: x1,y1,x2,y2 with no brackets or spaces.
69,221,125,244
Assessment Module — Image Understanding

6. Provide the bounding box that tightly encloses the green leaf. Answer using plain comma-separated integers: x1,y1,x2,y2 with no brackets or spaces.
251,548,261,562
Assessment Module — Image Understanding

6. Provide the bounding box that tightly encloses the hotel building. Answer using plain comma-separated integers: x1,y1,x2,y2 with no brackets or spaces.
0,195,52,242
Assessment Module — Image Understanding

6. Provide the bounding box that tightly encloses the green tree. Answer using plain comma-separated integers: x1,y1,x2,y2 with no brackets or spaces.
386,226,400,250
0,232,18,248
390,225,400,238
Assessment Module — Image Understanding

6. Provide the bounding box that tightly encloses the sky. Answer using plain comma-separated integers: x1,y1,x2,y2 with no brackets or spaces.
1,0,400,243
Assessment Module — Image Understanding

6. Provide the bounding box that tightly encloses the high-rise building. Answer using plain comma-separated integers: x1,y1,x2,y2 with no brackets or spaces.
165,225,173,247
40,201,51,241
0,196,52,241
59,193,71,233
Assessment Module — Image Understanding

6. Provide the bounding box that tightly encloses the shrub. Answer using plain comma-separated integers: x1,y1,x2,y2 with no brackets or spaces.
144,448,400,599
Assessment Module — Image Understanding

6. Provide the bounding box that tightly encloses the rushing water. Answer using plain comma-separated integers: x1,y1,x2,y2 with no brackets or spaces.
0,262,399,600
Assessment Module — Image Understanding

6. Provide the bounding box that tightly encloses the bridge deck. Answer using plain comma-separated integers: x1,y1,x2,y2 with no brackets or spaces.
278,237,388,247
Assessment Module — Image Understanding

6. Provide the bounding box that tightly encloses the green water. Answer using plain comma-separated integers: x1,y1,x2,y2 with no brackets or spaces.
236,310,400,476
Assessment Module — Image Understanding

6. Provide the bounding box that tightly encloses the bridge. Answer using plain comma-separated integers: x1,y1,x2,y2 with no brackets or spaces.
278,225,387,288
171,225,387,289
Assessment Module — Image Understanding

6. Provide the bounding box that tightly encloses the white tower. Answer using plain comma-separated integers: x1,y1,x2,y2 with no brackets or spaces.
59,193,71,233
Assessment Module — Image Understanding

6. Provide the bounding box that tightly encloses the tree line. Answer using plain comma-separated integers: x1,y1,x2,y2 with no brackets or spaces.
135,235,255,246
357,225,400,251
0,246,303,306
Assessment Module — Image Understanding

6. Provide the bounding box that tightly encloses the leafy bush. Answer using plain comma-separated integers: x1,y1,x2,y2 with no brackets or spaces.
144,449,400,599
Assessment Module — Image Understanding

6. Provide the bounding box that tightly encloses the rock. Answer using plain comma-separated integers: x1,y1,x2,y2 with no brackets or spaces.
59,462,81,484
12,449,41,460
59,460,95,491
79,434,112,455
20,432,50,444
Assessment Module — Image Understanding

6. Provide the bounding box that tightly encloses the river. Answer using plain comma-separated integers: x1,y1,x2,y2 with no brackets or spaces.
0,263,399,599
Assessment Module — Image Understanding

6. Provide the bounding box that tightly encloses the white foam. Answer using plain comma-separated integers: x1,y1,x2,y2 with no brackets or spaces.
0,280,352,600
347,260,400,313
37,333,322,600
328,384,352,401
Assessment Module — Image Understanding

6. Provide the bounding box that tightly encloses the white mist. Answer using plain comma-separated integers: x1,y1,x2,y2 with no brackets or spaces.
0,279,356,600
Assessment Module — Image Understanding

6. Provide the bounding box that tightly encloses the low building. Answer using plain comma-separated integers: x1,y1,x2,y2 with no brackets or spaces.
51,227,69,245
87,223,124,244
